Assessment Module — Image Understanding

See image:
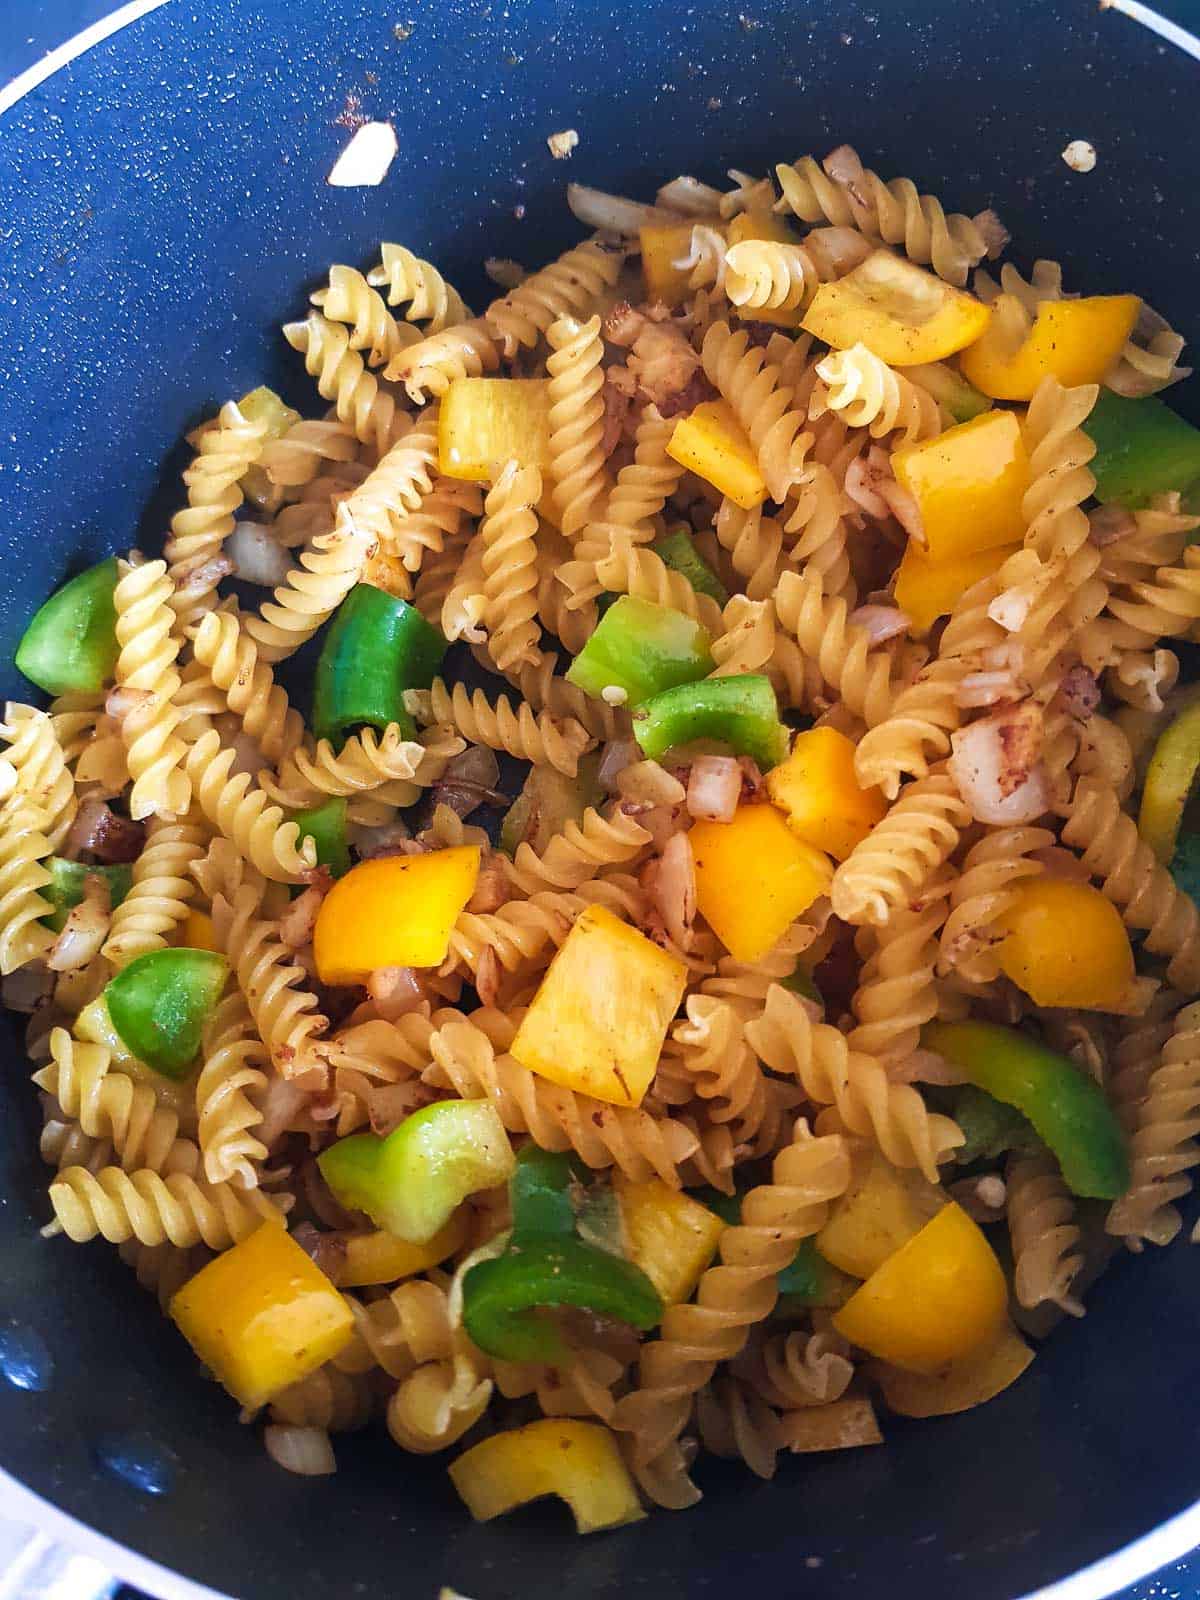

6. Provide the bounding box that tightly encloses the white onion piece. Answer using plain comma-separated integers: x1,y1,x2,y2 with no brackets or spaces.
47,879,111,973
566,183,681,236
348,819,415,859
227,522,293,588
366,965,425,1020
973,208,1010,259
254,1076,310,1147
656,175,724,215
890,1046,971,1087
327,121,397,188
686,755,741,822
822,142,866,191
105,686,154,724
949,705,1050,824
848,605,910,646
802,226,874,279
650,832,696,949
264,1425,336,1476
842,453,891,521
279,879,329,950
172,553,233,605
598,738,640,791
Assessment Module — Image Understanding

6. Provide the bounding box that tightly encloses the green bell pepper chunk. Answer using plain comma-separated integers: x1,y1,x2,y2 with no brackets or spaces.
16,558,120,697
312,584,447,748
462,1234,663,1364
104,949,229,1081
1138,698,1200,864
923,1021,1130,1199
632,674,789,770
293,797,351,879
1083,390,1200,509
651,528,729,607
905,363,989,425
947,1083,1041,1166
40,859,133,934
318,1099,515,1243
510,1144,580,1243
781,968,823,1008
567,595,714,708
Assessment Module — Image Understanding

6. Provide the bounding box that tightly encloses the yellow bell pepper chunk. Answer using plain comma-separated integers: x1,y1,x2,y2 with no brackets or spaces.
894,539,1018,634
960,294,1140,401
870,1320,1034,1416
667,399,767,511
766,727,888,861
169,1223,354,1408
996,876,1135,1011
449,1419,645,1534
834,1202,1007,1375
802,249,992,365
726,210,806,328
510,904,687,1108
338,1210,469,1288
639,220,708,309
313,846,480,982
892,409,1031,562
439,377,552,483
690,804,833,962
180,909,217,952
615,1174,725,1305
817,1146,943,1280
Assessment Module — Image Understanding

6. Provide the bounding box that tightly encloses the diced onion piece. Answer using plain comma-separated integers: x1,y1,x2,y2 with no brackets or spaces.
802,226,874,279
973,208,1010,259
848,605,910,646
598,739,640,791
47,876,111,973
1061,140,1097,174
264,1424,336,1475
685,755,741,822
566,183,680,236
949,704,1050,824
365,964,425,1020
617,760,687,807
327,122,398,188
656,175,724,216
546,128,580,160
1087,505,1137,547
227,523,293,588
648,831,696,949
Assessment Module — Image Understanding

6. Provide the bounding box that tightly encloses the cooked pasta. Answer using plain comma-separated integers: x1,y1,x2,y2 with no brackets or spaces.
13,146,1200,1531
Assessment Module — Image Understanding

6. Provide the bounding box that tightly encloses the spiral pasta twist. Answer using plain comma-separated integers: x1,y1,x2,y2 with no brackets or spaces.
483,238,624,357
211,884,327,1076
412,526,472,629
33,1028,198,1175
385,477,482,578
165,400,268,628
832,773,970,929
694,1377,781,1482
611,1122,851,1508
386,1340,493,1453
383,320,501,403
711,596,776,676
102,814,208,968
260,725,431,811
509,654,630,744
1006,1151,1084,1315
367,242,472,332
259,419,357,490
0,803,56,974
558,407,682,611
673,225,729,293
184,729,315,883
536,534,595,654
119,1240,210,1310
195,990,268,1190
339,415,439,558
1061,779,1200,992
853,571,1007,797
775,150,990,286
938,826,1053,984
271,1365,376,1432
40,1114,113,1173
697,926,814,1019
425,1015,698,1185
595,533,724,633
48,1165,281,1247
283,313,405,453
773,568,896,725
783,462,854,604
1107,999,1200,1246
506,806,652,895
48,690,106,772
701,321,811,503
745,984,962,1180
245,520,376,663
546,314,607,536
477,460,542,671
713,499,784,604
735,1327,855,1410
190,610,304,766
669,996,774,1145
419,679,593,777
1104,548,1200,649
0,704,76,848
723,238,826,311
845,881,950,1064
335,1280,453,1380
810,344,941,446
444,893,577,980
112,559,191,821
311,264,420,367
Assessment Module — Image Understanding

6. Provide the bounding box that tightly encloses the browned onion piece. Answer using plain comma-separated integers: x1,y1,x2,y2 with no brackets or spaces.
949,703,1050,824
62,800,146,864
648,831,696,949
365,965,425,1020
